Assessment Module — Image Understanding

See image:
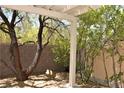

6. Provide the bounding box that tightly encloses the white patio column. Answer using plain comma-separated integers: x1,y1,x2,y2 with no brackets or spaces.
69,19,77,87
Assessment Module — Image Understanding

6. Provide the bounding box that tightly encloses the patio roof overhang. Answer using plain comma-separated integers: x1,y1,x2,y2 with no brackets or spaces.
1,5,99,87
2,5,98,20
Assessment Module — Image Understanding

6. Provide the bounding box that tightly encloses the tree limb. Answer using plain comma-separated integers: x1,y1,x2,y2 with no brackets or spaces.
11,10,18,27
14,16,23,26
43,29,54,48
0,7,10,27
43,21,65,48
19,41,36,47
45,25,64,38
46,17,66,27
43,17,51,22
25,15,44,75
0,22,9,33
38,15,44,49
0,26,10,34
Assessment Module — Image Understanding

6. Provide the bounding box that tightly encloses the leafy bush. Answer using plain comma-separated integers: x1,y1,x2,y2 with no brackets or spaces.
52,37,70,69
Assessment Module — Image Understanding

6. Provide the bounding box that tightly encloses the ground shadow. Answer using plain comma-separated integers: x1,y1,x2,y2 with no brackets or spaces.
0,74,66,88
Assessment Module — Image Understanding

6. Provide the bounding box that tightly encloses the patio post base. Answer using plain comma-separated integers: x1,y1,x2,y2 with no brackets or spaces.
64,83,82,88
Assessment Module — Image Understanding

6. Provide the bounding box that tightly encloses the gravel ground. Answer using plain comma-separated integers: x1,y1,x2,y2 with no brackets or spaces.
0,72,106,88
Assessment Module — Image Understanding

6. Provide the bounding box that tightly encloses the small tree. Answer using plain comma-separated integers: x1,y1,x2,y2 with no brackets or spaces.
77,5,124,87
0,7,65,81
52,35,70,71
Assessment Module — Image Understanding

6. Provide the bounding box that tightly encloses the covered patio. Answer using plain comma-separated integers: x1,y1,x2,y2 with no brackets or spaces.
1,5,98,87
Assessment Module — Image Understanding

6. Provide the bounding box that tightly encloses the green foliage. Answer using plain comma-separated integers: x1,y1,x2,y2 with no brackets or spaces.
0,31,10,43
77,6,105,83
118,55,124,64
16,27,38,43
77,5,124,84
109,72,124,82
52,37,70,68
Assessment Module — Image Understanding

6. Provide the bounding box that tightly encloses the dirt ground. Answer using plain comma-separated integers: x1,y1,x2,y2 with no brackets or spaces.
0,72,106,88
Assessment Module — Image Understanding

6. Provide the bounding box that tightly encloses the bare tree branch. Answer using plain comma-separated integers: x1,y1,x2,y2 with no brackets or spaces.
0,26,10,34
43,21,65,48
46,17,65,26
19,41,36,47
0,22,9,33
44,17,67,39
43,16,68,29
14,16,23,26
43,29,54,48
43,17,51,22
11,10,18,27
42,16,46,22
0,7,10,26
45,25,64,38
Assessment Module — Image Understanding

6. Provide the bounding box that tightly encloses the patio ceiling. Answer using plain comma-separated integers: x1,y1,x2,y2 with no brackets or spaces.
2,5,99,21
35,5,98,16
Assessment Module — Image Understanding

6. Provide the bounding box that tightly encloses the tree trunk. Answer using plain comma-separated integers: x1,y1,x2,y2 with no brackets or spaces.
0,8,26,81
111,46,119,88
25,45,42,76
25,15,44,76
115,44,123,88
9,30,26,81
102,49,110,87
